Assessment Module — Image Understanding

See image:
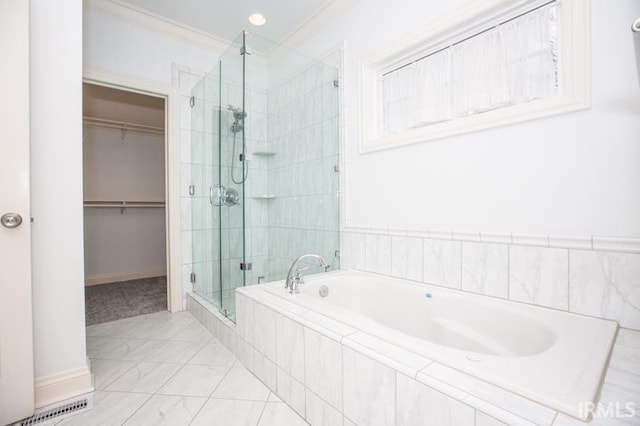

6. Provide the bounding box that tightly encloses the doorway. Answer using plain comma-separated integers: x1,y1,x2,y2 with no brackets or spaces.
82,83,169,324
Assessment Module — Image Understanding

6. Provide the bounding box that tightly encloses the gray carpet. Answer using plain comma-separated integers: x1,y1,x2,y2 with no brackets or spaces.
85,276,167,326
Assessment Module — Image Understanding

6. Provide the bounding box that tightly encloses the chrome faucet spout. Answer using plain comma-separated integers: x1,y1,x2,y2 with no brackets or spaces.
285,254,330,295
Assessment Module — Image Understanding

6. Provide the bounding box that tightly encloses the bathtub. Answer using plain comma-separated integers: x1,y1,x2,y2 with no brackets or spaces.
263,270,617,419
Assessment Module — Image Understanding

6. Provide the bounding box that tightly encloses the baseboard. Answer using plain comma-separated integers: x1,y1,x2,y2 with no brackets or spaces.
34,365,94,409
84,269,167,286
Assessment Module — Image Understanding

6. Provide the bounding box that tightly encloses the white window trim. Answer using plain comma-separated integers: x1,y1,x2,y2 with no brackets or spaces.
358,0,590,153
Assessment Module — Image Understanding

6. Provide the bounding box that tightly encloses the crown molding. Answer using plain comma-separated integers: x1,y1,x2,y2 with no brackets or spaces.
278,0,358,49
85,0,356,62
84,0,231,52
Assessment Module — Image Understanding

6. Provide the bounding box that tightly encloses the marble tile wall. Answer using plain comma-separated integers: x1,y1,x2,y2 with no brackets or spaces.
175,64,270,313
341,229,640,331
176,55,340,315
266,61,340,282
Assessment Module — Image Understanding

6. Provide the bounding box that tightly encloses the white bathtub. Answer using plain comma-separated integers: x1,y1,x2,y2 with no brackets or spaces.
264,270,617,419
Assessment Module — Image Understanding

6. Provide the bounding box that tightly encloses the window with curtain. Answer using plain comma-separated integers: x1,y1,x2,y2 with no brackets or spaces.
381,2,559,134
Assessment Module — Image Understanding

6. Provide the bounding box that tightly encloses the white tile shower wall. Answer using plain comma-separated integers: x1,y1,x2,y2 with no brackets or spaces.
341,229,640,330
176,62,270,310
199,285,640,426
266,61,340,281
216,79,269,301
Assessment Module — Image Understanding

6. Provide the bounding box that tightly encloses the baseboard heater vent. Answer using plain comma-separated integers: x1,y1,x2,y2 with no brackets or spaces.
17,397,91,425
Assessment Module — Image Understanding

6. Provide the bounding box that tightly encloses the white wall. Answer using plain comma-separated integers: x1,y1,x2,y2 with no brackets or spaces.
83,127,165,202
83,127,166,283
83,8,221,85
84,208,167,282
83,5,225,308
298,0,640,238
30,0,88,380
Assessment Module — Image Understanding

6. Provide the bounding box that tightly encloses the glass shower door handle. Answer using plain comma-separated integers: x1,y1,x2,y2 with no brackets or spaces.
210,184,223,206
210,184,240,207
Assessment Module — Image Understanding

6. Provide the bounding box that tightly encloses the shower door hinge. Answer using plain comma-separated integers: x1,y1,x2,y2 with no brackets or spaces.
333,165,340,173
240,262,252,271
335,250,341,258
239,153,246,162
188,184,195,196
190,272,196,283
189,96,195,107
333,79,339,88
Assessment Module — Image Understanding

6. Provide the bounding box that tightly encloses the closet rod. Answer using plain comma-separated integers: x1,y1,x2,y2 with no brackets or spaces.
83,201,165,214
83,116,165,135
83,203,166,208
84,201,165,207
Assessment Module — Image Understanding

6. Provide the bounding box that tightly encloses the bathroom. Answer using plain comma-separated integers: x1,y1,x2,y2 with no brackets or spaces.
0,0,639,425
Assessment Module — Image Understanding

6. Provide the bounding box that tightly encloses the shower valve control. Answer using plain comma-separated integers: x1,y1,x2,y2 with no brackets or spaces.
210,184,240,207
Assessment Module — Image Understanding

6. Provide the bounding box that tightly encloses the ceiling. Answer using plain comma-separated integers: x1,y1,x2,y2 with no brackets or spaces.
111,0,337,45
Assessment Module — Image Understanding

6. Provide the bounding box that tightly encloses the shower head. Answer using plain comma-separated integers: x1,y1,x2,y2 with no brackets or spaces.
227,104,247,120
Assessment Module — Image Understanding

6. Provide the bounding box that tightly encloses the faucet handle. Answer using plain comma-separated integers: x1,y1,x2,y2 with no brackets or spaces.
293,270,305,293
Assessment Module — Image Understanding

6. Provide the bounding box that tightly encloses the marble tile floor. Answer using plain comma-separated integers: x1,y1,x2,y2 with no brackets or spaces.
56,311,308,426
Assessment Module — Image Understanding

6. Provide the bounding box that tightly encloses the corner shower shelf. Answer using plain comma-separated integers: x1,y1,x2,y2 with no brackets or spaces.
251,195,277,200
252,151,276,157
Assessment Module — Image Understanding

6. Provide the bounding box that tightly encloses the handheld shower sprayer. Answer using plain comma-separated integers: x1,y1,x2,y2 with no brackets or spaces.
227,104,249,184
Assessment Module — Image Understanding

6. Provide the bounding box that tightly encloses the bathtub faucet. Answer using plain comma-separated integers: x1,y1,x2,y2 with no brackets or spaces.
285,254,330,295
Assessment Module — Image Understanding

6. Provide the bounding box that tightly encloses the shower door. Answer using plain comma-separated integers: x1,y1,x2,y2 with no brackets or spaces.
217,32,250,320
191,33,250,320
190,73,222,307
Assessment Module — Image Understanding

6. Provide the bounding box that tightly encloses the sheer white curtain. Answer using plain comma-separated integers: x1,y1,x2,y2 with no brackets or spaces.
383,64,417,133
501,4,559,103
382,3,559,134
415,48,452,125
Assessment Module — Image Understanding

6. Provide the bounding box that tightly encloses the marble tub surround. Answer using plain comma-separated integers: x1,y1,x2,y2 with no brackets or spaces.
188,287,640,426
256,271,618,420
341,229,640,330
229,282,595,426
569,250,640,330
461,242,509,299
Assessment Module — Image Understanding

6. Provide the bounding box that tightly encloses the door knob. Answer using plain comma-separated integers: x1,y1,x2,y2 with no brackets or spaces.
1,213,23,228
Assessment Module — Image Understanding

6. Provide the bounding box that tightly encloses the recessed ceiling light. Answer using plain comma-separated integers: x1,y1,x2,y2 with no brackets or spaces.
248,13,266,26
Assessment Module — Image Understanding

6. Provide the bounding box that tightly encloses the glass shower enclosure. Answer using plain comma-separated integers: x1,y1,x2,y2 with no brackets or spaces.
190,32,340,321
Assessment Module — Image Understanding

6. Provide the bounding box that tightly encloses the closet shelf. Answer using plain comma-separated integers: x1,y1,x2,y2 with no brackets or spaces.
83,116,165,136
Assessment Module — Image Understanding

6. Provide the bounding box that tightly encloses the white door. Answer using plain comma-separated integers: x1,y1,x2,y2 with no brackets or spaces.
0,0,35,423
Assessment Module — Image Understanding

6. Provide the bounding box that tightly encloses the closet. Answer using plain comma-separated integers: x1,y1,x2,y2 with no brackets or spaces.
82,83,167,324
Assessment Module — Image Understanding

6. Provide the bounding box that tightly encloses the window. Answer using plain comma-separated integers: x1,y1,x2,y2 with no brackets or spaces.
359,0,589,152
